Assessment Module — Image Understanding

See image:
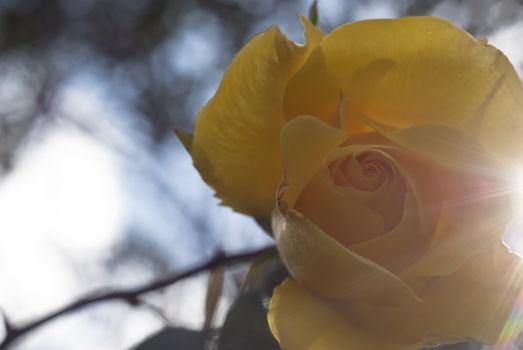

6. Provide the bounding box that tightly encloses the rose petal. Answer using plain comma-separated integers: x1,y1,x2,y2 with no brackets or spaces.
280,115,347,208
359,118,508,175
192,19,321,216
278,117,421,304
295,165,387,246
273,207,422,306
402,160,512,277
282,47,341,126
402,229,501,277
417,242,523,344
348,185,426,272
295,146,412,248
268,278,422,350
347,242,523,346
340,122,515,276
320,16,523,161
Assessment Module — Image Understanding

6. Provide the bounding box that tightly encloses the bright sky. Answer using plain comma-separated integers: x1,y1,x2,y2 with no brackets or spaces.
0,68,270,349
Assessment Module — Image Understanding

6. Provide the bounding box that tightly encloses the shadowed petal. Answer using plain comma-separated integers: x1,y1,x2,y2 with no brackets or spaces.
268,278,421,350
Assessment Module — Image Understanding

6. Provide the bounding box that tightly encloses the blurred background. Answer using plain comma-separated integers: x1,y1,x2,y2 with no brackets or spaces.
1,0,523,349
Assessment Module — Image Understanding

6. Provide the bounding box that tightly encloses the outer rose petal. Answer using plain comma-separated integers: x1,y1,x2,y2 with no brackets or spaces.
282,47,341,126
416,243,523,345
321,16,523,161
273,208,421,305
344,243,523,346
192,18,322,216
268,278,421,350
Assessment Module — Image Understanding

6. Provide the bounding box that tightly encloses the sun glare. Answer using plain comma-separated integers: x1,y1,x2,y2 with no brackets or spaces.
516,171,523,202
500,170,523,258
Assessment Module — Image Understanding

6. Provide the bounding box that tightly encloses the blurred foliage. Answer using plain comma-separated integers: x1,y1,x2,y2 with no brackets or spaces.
216,254,286,350
3,0,518,169
1,0,520,172
131,254,286,349
217,292,280,350
308,0,319,25
242,250,286,295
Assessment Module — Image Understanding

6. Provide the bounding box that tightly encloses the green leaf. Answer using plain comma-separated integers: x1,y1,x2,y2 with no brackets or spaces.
254,216,273,235
218,292,280,350
308,0,319,26
242,251,287,296
133,327,209,350
173,128,193,153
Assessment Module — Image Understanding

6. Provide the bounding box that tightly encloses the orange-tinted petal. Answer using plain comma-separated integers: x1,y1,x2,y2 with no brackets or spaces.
320,16,523,162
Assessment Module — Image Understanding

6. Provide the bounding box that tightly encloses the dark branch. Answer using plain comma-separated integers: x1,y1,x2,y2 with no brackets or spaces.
0,245,276,350
0,309,12,335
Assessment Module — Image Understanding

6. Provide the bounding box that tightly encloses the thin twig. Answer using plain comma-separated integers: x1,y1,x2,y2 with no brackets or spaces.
0,309,12,335
137,297,176,328
0,245,276,350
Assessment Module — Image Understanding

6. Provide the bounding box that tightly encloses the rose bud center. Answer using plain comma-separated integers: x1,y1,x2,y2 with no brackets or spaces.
295,147,408,247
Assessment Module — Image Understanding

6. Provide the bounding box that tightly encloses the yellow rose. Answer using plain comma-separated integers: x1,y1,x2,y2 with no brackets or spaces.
190,16,523,349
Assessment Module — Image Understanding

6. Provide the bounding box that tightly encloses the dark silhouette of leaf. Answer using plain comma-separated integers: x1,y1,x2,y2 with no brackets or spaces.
133,327,209,350
218,292,280,350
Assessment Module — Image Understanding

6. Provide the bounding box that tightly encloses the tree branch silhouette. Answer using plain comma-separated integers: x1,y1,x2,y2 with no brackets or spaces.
0,245,276,350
